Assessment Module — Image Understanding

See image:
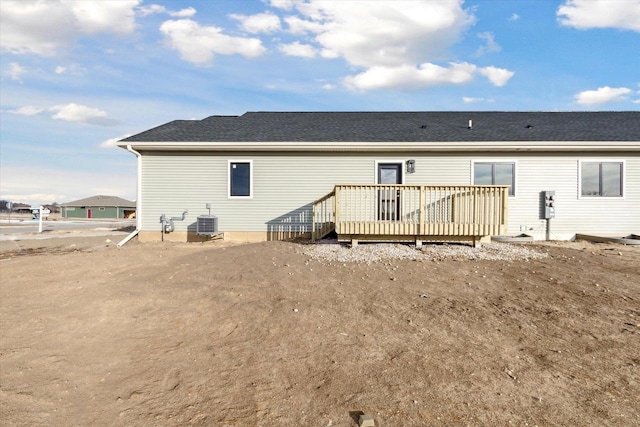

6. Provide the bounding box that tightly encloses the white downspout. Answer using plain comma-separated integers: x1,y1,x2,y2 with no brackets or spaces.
118,144,142,247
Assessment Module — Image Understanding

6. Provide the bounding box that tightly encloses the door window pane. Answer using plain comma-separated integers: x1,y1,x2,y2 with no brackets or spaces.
378,164,401,184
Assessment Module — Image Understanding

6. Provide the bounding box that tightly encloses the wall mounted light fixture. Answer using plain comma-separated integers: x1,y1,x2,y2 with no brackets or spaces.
406,159,415,173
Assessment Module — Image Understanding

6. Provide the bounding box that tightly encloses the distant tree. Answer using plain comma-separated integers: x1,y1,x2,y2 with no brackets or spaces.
10,202,31,214
44,204,60,213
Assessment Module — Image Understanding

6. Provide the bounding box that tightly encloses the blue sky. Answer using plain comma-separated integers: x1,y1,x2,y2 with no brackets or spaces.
1,0,639,206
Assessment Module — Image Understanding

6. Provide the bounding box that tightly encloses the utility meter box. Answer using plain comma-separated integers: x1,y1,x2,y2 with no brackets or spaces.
543,191,556,219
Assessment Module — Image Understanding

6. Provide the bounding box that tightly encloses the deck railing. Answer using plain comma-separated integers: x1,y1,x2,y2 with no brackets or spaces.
311,184,509,242
311,189,336,241
312,184,509,244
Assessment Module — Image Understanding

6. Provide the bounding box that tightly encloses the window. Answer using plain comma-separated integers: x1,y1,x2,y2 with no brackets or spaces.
473,162,515,196
229,161,252,198
581,161,623,197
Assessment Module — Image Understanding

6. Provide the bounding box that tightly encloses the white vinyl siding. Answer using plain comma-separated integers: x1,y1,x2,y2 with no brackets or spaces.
504,156,637,239
140,152,640,239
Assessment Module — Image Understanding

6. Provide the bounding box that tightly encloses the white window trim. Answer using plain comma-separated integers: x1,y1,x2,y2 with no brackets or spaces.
374,160,405,184
578,159,625,199
471,160,518,198
228,160,253,199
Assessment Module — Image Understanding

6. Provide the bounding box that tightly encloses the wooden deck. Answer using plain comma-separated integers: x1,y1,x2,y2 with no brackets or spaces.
312,184,509,246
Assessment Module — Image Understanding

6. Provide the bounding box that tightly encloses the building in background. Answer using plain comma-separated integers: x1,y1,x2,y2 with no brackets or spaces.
61,195,135,219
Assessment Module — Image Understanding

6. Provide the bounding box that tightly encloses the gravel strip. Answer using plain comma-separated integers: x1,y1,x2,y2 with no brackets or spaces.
301,241,548,263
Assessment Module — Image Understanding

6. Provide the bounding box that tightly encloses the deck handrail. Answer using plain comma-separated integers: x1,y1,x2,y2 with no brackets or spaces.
311,189,336,241
333,184,509,238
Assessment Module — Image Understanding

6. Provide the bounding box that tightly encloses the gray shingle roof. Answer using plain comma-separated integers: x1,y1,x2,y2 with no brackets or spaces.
62,195,135,207
121,112,640,143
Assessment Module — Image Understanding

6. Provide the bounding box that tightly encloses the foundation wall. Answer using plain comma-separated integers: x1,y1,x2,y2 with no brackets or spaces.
137,230,310,243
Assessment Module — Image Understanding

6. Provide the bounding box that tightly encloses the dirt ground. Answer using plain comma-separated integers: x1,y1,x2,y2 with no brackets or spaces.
0,235,638,426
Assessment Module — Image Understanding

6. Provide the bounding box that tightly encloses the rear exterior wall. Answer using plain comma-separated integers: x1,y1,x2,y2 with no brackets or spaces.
139,151,639,241
62,206,123,219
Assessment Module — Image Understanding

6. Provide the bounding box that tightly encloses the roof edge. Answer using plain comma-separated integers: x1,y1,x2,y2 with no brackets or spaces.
117,141,640,153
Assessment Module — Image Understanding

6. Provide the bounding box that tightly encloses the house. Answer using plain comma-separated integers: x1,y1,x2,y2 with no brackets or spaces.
118,112,639,244
61,195,136,219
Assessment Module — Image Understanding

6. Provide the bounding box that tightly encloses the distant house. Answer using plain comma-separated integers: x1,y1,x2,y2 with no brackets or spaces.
43,203,60,214
118,112,639,244
61,195,136,219
12,205,33,215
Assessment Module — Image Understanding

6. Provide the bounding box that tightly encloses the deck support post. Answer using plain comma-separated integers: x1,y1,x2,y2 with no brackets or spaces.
311,203,316,241
351,238,358,248
415,238,423,249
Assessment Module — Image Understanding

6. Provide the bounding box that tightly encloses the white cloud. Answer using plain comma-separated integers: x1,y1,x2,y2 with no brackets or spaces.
8,103,122,125
170,7,197,18
0,0,140,56
463,97,494,103
273,1,513,91
478,66,515,87
137,4,196,18
49,103,121,126
292,1,476,68
575,86,632,105
230,12,281,33
266,0,298,10
279,41,316,58
69,0,138,34
0,166,136,206
557,0,640,31
1,193,67,205
509,13,520,21
320,48,340,59
10,106,44,116
0,1,77,56
55,63,85,76
474,32,501,56
344,62,515,91
7,62,25,81
344,62,478,91
100,134,132,148
137,4,166,16
284,15,326,34
160,19,266,64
